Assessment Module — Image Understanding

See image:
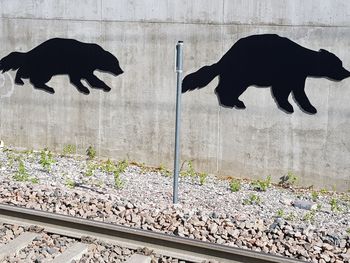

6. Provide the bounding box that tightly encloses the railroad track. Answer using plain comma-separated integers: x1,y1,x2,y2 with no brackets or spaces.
0,204,302,263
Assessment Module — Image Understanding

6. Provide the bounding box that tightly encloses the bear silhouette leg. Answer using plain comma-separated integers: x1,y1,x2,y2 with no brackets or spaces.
69,76,90,95
215,77,247,108
232,85,248,109
31,81,55,94
271,85,293,113
293,88,317,114
15,69,24,85
85,74,111,92
30,75,55,93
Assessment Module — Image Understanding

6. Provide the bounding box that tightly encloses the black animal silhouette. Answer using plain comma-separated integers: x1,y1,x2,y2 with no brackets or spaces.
0,38,123,94
182,34,350,114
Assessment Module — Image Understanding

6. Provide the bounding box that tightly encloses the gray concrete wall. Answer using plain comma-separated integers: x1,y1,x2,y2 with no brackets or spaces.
0,0,349,190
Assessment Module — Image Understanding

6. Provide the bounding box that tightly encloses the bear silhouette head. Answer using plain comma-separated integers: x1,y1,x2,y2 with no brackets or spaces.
318,49,350,81
95,50,124,76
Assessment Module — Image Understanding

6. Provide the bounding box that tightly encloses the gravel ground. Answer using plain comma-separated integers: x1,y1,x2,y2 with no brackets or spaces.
0,147,349,262
0,223,26,244
0,223,188,263
2,229,77,263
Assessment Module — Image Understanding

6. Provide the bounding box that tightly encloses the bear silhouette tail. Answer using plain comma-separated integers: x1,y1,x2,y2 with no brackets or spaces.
0,52,26,72
182,63,220,93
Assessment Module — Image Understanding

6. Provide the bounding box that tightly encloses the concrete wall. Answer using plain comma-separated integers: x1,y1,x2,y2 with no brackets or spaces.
0,0,349,190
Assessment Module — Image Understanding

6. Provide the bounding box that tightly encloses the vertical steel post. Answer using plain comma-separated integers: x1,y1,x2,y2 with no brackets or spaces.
173,41,183,204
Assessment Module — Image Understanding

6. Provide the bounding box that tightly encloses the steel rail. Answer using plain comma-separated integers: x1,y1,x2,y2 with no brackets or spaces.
0,204,301,263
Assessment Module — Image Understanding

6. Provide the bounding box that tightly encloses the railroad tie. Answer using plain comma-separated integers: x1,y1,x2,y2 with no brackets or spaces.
125,254,152,263
52,242,88,263
0,232,38,260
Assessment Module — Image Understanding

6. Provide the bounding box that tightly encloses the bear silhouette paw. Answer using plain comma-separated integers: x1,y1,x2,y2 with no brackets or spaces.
303,106,317,114
15,78,24,85
234,100,246,109
279,104,294,114
103,86,111,92
45,88,55,94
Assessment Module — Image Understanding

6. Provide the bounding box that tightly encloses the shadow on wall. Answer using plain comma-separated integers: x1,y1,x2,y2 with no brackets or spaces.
182,34,350,114
0,38,124,94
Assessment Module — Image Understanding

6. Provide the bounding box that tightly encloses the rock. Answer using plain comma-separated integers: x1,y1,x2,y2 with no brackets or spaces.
235,214,247,221
126,203,134,209
209,223,218,235
280,198,293,205
293,200,317,210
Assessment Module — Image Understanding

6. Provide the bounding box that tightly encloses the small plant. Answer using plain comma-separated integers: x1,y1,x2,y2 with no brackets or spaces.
116,159,128,173
276,209,284,218
330,198,340,212
302,210,316,222
65,178,76,189
114,171,124,189
230,179,241,192
39,149,55,171
101,159,116,173
7,153,17,168
243,194,261,205
198,172,208,185
320,188,328,194
285,212,296,221
180,160,208,185
13,161,29,181
252,175,271,191
22,149,34,155
30,177,39,184
63,144,76,155
137,162,148,173
346,228,350,235
13,161,39,183
180,160,197,177
158,164,171,177
113,160,128,189
279,171,298,187
86,146,96,160
85,162,97,177
311,191,318,202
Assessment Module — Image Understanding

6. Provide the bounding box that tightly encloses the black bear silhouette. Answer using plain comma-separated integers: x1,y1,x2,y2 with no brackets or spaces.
182,34,350,114
0,38,123,94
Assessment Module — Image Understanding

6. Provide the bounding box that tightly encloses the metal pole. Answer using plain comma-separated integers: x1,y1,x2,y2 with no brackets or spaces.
173,41,183,204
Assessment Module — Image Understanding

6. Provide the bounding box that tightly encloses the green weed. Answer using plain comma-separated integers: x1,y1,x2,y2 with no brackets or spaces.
279,171,298,187
243,194,261,205
180,160,208,185
86,146,96,159
320,188,328,194
65,178,76,189
85,162,97,177
63,144,76,155
252,175,271,191
13,161,29,181
100,159,116,173
113,160,128,189
13,161,39,183
302,210,316,222
330,198,341,212
198,172,208,185
285,212,296,221
229,179,241,192
39,149,55,171
158,164,171,177
311,191,318,202
180,160,197,178
276,209,284,218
